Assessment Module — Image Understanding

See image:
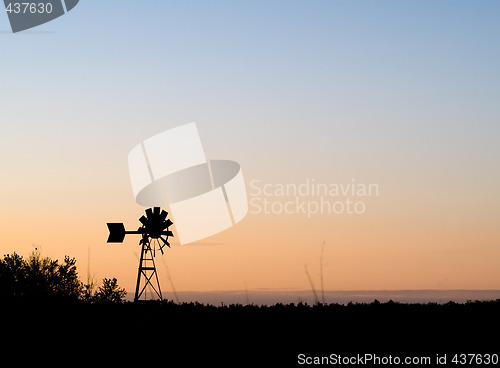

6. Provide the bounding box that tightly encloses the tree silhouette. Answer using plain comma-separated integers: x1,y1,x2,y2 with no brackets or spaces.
0,250,81,302
94,277,127,303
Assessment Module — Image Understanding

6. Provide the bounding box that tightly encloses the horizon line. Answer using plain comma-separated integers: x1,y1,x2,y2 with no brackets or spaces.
126,289,500,305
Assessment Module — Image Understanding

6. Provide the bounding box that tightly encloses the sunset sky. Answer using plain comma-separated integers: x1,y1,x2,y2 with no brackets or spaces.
1,1,499,300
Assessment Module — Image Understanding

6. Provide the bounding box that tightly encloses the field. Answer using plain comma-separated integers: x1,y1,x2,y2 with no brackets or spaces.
4,299,499,367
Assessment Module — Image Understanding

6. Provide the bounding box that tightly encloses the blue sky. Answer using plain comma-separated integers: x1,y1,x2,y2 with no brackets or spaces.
2,1,499,164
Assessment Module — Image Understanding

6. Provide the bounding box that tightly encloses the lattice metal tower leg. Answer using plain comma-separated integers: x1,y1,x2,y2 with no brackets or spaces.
134,239,162,302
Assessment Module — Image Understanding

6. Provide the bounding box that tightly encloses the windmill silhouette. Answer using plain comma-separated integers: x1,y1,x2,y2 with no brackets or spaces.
107,207,174,301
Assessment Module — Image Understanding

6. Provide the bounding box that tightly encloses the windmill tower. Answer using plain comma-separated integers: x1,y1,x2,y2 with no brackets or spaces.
107,207,174,301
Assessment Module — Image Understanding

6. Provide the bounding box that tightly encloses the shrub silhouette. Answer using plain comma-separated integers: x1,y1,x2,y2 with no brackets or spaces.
94,277,127,303
0,250,126,303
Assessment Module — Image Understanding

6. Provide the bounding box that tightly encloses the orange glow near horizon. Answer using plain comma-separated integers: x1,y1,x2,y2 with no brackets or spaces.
2,173,499,295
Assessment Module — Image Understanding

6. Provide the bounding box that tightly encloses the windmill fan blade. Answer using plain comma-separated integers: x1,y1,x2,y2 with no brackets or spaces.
161,230,174,237
139,215,148,226
159,210,168,222
160,222,171,231
159,217,173,231
160,236,170,248
145,208,153,220
153,207,160,216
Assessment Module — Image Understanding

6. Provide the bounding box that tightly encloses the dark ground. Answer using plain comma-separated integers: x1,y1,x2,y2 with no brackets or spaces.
3,299,499,367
